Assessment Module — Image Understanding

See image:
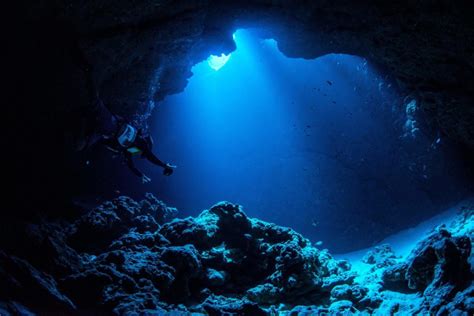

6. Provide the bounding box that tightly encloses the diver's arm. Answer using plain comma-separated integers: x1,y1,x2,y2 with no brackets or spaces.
124,153,144,178
143,149,168,168
142,149,176,176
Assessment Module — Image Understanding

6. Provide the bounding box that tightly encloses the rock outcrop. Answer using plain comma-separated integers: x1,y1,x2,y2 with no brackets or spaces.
0,195,472,315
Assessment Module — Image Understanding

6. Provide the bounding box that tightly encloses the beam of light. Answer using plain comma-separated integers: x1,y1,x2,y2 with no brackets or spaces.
207,53,231,71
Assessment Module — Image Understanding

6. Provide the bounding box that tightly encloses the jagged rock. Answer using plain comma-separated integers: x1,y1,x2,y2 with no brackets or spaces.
382,263,413,293
328,300,353,313
246,283,281,305
109,229,170,250
321,271,356,293
139,193,178,225
1,196,472,315
330,284,368,303
437,284,474,315
0,251,75,312
375,292,425,316
362,244,398,270
60,268,115,307
103,280,163,316
405,228,471,292
209,202,253,248
20,222,82,278
130,214,159,233
69,195,176,253
285,305,327,315
68,207,129,253
0,301,36,316
200,295,266,316
204,268,227,287
160,217,214,250
448,207,474,238
160,245,202,301
97,249,174,291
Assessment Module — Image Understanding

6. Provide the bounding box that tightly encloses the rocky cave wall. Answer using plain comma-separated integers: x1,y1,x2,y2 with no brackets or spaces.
20,0,474,143
10,0,474,216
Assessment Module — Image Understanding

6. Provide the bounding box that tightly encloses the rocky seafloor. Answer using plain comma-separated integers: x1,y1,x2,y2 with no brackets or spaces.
0,194,472,315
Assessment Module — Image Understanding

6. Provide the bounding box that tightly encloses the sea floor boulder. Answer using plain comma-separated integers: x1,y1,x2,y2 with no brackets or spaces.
0,195,472,315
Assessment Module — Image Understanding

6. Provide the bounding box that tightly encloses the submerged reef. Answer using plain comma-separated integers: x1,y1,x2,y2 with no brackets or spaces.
0,195,472,315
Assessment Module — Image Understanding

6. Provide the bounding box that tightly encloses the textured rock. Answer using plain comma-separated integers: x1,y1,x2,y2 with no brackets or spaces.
328,300,354,314
0,251,75,312
200,295,266,316
0,196,472,314
109,229,170,251
382,263,413,293
405,228,471,292
403,228,472,314
330,284,369,304
140,193,178,225
68,194,175,253
362,244,399,270
246,283,281,305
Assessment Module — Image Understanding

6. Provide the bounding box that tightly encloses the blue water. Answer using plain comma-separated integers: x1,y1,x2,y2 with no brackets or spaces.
131,29,470,252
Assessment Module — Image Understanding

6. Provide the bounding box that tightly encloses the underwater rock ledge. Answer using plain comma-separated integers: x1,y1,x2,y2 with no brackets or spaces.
0,195,472,315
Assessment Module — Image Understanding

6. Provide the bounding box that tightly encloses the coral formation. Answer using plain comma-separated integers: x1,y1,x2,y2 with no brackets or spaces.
0,195,472,315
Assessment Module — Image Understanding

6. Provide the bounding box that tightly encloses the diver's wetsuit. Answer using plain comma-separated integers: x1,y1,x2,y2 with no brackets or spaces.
102,126,168,178
74,45,173,178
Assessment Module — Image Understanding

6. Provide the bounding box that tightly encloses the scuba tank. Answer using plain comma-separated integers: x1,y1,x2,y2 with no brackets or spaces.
117,124,137,147
117,123,144,156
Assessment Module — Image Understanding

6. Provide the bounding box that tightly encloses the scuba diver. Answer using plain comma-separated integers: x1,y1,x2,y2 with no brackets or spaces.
101,121,176,183
74,49,175,183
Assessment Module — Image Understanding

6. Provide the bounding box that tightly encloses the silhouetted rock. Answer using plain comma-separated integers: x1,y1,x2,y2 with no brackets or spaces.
0,251,75,312
382,262,412,293
405,227,472,313
69,194,176,253
0,197,472,314
200,295,266,316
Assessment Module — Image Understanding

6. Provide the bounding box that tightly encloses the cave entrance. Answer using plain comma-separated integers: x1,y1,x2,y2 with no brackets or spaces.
143,29,469,253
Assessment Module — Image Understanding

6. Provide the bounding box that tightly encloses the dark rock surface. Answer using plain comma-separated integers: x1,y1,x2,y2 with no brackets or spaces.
9,1,474,220
0,195,472,315
18,1,473,149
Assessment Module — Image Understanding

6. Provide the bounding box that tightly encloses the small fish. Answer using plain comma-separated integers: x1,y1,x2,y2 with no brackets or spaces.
115,190,121,195
311,219,319,228
326,80,333,85
332,101,336,104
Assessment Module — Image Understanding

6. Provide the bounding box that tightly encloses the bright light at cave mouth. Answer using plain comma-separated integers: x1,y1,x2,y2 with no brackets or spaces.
207,53,231,71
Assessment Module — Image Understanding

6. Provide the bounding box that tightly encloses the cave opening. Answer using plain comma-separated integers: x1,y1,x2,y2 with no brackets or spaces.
6,3,474,314
121,29,471,253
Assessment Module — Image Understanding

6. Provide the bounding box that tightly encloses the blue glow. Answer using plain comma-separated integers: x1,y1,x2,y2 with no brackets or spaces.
144,29,470,253
207,53,231,70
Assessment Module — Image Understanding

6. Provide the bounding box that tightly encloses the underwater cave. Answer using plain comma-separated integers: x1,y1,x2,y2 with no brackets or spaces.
5,1,474,315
